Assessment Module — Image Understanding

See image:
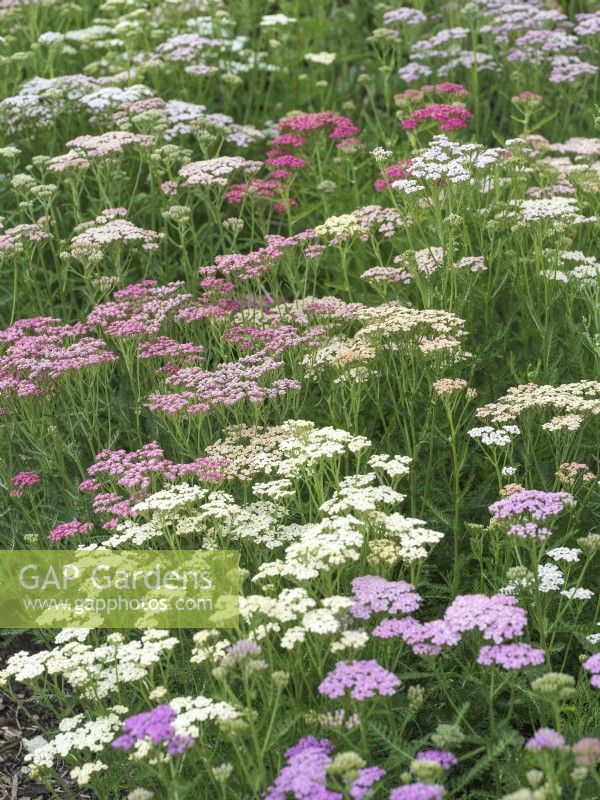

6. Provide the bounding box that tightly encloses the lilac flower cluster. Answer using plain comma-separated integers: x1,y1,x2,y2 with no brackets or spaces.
396,0,597,87
583,653,600,689
112,704,194,757
490,489,574,521
415,750,457,771
349,576,422,619
264,737,385,800
525,728,566,751
318,659,401,700
477,644,545,670
389,783,445,800
373,594,528,654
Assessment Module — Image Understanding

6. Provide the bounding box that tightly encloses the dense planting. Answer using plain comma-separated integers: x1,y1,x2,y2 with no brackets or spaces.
0,1,599,798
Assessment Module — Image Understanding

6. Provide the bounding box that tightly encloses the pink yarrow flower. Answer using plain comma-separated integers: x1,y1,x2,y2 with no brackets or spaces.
49,520,93,541
10,471,40,497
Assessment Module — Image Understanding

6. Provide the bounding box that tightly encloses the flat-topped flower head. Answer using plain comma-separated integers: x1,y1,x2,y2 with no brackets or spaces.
112,704,194,757
489,489,575,523
350,576,421,619
477,644,545,669
318,659,401,700
265,736,384,800
525,728,566,751
390,784,445,800
415,750,457,770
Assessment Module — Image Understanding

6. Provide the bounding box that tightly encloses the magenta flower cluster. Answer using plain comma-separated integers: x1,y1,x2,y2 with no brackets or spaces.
9,470,40,497
400,103,473,132
48,519,94,542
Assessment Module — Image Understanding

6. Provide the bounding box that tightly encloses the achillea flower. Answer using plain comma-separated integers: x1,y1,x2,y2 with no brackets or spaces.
457,256,486,273
0,221,50,253
277,110,359,144
362,266,412,285
415,750,457,770
179,156,262,188
400,103,472,132
226,177,294,211
434,83,468,97
506,523,552,541
477,643,545,669
147,351,301,416
349,576,421,619
138,337,204,363
572,737,600,767
433,378,469,395
476,381,600,426
374,594,528,653
489,489,575,523
112,704,194,757
49,520,93,541
383,8,427,26
582,653,600,688
374,160,412,191
468,426,520,446
0,316,118,404
549,55,597,84
10,471,40,497
48,131,155,172
304,51,337,65
70,210,163,262
556,462,595,484
547,547,581,563
389,783,445,800
264,737,384,800
525,728,566,751
512,91,542,106
318,659,401,700
87,441,226,491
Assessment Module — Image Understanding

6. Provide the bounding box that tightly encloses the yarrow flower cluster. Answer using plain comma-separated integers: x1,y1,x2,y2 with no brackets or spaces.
400,103,472,132
2,3,600,799
9,470,40,496
264,737,385,800
112,705,194,757
318,659,401,700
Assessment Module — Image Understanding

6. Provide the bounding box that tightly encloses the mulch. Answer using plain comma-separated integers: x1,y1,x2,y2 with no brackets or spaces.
0,635,94,800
